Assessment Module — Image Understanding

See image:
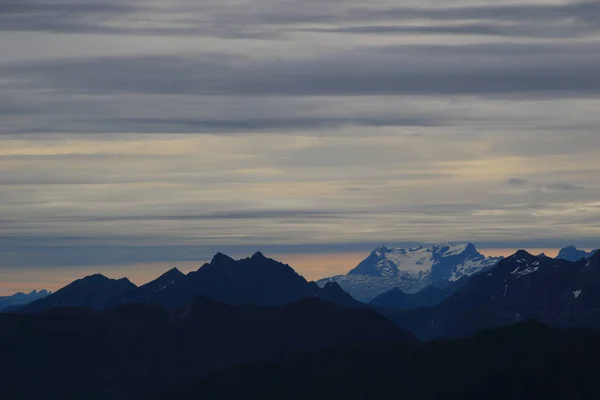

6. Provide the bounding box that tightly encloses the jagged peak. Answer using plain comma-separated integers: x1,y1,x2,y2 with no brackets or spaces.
160,267,185,279
508,249,536,260
251,251,267,260
561,245,577,251
465,242,477,252
79,273,110,282
210,252,235,265
372,245,391,254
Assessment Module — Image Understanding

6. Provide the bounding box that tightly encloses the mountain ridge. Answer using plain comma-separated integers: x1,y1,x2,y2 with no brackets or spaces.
388,248,600,340
318,243,502,301
17,252,364,313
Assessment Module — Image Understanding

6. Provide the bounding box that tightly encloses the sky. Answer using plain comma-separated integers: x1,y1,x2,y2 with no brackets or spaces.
1,0,599,294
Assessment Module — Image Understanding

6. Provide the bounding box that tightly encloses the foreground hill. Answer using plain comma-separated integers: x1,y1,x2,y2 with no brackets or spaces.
388,249,600,340
0,297,413,399
162,321,600,400
318,243,501,301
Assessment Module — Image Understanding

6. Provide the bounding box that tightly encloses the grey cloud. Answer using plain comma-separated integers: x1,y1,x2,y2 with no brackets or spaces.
3,0,599,38
102,115,442,133
298,22,595,39
1,0,600,275
507,177,528,185
3,42,600,100
543,182,586,191
0,209,357,223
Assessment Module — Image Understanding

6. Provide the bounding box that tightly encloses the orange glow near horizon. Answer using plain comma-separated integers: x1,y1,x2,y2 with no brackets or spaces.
0,247,570,296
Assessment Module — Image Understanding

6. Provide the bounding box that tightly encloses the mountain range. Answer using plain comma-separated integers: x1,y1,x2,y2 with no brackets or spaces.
20,274,136,313
20,252,363,313
387,248,600,340
369,279,467,310
317,243,502,301
3,244,600,398
556,245,598,262
0,289,50,311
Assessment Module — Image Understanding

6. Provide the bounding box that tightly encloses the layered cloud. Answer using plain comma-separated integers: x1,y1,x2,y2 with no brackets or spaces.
0,0,599,274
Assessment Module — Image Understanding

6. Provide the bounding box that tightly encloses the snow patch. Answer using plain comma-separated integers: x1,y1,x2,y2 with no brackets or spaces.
573,290,582,299
510,266,539,278
440,243,468,257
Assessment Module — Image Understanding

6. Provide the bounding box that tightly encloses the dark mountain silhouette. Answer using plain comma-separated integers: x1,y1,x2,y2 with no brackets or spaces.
389,249,600,340
143,252,315,309
16,252,363,313
107,267,186,307
108,252,362,310
19,274,136,313
370,279,467,309
163,321,600,400
314,281,365,308
556,245,598,262
0,297,413,399
370,287,417,309
0,289,50,311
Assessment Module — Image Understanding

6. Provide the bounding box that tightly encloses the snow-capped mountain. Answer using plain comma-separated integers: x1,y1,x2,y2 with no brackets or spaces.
393,249,600,340
556,246,598,262
317,243,502,301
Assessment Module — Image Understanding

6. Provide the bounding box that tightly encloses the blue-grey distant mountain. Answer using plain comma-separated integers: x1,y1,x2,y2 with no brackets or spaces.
556,245,598,262
0,290,50,311
316,281,365,309
19,274,136,313
318,243,502,302
370,279,467,310
390,249,600,340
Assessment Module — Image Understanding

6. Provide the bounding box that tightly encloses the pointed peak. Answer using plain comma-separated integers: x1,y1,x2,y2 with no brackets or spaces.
511,249,534,259
161,267,185,279
251,251,267,260
116,277,135,285
81,273,110,282
373,245,390,252
210,252,234,265
465,242,477,252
